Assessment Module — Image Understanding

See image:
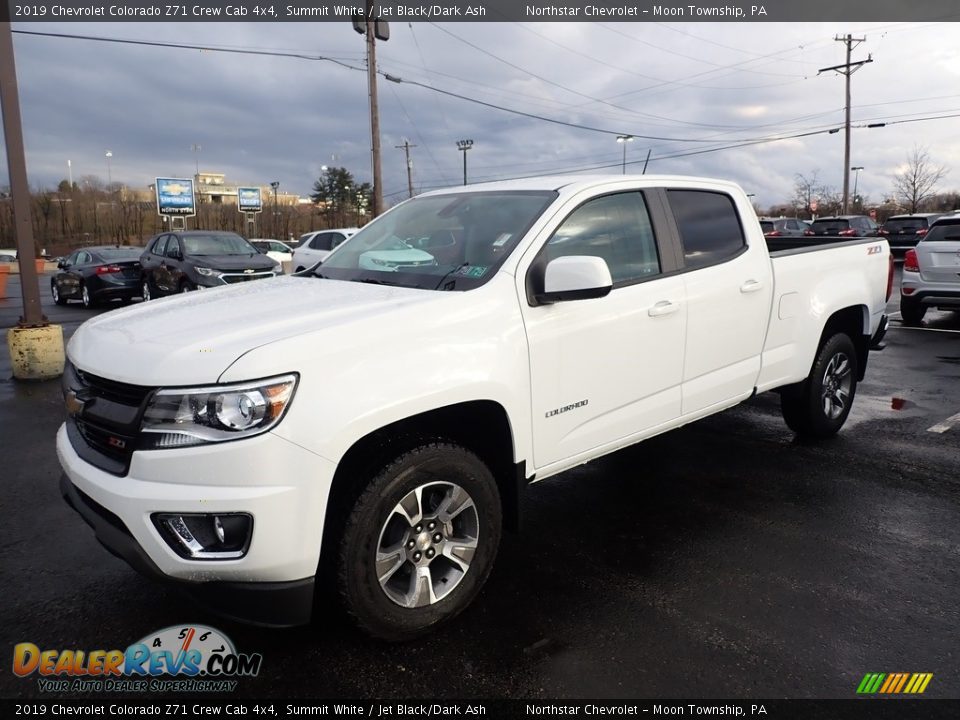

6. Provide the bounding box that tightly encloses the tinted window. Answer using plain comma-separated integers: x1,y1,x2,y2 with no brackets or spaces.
883,218,930,233
668,190,745,269
98,247,142,260
544,192,660,285
810,219,850,233
309,233,332,251
165,237,182,259
153,236,168,256
924,222,960,242
759,220,774,233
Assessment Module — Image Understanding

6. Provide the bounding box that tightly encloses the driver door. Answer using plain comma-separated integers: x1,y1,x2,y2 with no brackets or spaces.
520,190,687,471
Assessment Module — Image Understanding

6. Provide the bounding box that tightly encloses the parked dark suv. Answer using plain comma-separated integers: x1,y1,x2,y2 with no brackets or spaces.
879,213,942,257
140,231,280,300
804,215,878,237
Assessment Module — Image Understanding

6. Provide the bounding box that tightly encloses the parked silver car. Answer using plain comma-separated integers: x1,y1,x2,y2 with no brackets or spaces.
900,216,960,325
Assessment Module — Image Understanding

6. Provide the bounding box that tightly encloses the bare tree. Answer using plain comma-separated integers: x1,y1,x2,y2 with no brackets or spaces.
893,145,948,214
792,171,822,216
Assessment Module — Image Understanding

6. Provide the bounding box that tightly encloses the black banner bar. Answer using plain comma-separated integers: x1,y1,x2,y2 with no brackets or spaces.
3,699,960,719
3,0,960,23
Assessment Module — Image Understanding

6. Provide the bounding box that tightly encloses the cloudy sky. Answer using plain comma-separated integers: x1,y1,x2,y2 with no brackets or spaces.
3,19,960,209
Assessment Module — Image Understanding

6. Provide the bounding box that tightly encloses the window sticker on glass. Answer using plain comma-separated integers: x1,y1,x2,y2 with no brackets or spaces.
493,233,512,247
456,265,489,278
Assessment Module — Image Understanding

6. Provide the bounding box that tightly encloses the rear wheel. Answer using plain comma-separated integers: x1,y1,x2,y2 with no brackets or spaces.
337,442,502,641
899,296,926,326
80,283,96,309
780,333,858,438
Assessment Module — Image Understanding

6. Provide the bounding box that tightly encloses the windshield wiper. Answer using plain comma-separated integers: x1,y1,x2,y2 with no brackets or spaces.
433,262,469,291
356,277,401,286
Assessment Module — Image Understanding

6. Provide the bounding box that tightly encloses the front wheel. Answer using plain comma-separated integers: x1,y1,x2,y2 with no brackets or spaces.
51,282,67,306
337,443,502,641
781,333,858,438
141,279,152,302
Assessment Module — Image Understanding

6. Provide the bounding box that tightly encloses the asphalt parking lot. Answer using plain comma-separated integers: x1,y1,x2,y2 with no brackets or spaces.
1,268,958,700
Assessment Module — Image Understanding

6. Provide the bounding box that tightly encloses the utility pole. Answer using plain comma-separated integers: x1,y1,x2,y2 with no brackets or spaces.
818,35,872,215
395,139,417,199
355,2,389,217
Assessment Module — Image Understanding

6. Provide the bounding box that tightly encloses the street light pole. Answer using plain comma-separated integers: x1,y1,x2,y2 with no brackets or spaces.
270,181,280,237
457,139,473,186
851,166,864,209
191,143,201,177
105,150,113,187
616,135,634,174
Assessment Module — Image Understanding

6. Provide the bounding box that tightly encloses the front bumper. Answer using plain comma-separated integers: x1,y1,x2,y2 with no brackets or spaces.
57,423,337,626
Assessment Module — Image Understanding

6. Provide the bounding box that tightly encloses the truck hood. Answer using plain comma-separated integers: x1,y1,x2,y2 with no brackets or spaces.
67,276,443,386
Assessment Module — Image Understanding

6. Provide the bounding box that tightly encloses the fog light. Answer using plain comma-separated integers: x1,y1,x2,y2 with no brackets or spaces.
153,513,252,560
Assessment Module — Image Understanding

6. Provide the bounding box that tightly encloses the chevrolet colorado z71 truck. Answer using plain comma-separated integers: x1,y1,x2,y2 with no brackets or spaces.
58,176,892,639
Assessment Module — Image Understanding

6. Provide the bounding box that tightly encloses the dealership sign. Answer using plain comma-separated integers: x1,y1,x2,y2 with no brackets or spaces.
237,187,262,214
155,177,196,217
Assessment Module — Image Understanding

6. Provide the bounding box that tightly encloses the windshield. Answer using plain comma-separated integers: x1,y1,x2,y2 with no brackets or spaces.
182,233,256,256
315,190,557,290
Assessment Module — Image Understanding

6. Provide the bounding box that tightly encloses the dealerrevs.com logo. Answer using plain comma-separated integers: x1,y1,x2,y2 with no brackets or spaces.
13,625,262,693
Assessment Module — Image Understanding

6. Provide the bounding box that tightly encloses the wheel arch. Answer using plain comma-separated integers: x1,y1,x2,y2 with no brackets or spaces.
319,400,524,577
818,304,870,381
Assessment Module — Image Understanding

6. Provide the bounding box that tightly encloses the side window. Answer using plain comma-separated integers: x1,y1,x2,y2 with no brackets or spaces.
330,233,347,249
543,192,660,285
75,252,90,265
64,251,80,266
166,237,181,259
668,190,746,270
153,236,168,257
309,233,331,251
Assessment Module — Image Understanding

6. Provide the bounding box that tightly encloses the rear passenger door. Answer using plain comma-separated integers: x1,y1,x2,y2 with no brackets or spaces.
665,189,773,416
522,190,687,470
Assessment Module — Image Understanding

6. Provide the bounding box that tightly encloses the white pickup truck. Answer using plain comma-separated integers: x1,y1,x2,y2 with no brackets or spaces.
58,175,892,639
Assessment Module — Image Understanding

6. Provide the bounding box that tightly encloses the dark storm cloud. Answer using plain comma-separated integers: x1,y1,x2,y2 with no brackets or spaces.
2,21,958,209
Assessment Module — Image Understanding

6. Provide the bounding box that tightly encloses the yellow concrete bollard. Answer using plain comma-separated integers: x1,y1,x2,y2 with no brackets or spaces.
6,324,66,380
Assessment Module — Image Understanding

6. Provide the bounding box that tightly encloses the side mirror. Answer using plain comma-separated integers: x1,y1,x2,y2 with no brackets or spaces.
536,256,613,305
57,261,67,269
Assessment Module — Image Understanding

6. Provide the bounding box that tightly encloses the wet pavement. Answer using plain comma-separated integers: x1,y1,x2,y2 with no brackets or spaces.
1,269,958,699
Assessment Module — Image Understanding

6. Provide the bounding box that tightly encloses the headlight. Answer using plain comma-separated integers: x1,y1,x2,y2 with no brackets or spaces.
140,374,298,449
194,266,222,278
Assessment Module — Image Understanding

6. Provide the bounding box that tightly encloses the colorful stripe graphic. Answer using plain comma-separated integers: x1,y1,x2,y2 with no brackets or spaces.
857,673,933,694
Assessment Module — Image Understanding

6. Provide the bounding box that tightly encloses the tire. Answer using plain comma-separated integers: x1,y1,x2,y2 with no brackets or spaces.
51,282,66,306
80,283,95,309
337,442,502,641
141,279,152,302
780,333,858,438
899,296,926,326
295,266,305,273
179,279,195,293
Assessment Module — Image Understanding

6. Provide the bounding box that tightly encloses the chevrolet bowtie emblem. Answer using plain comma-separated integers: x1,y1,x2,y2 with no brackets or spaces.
64,389,87,416
244,269,255,274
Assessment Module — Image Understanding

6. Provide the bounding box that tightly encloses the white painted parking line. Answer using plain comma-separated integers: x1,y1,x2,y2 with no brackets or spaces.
928,412,960,434
892,326,960,335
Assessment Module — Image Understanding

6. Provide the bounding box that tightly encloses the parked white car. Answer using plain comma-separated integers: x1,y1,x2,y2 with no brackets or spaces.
249,239,294,266
58,175,892,640
292,228,358,271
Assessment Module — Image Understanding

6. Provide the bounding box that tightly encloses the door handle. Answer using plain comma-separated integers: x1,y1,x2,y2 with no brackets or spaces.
648,300,680,317
740,279,764,294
